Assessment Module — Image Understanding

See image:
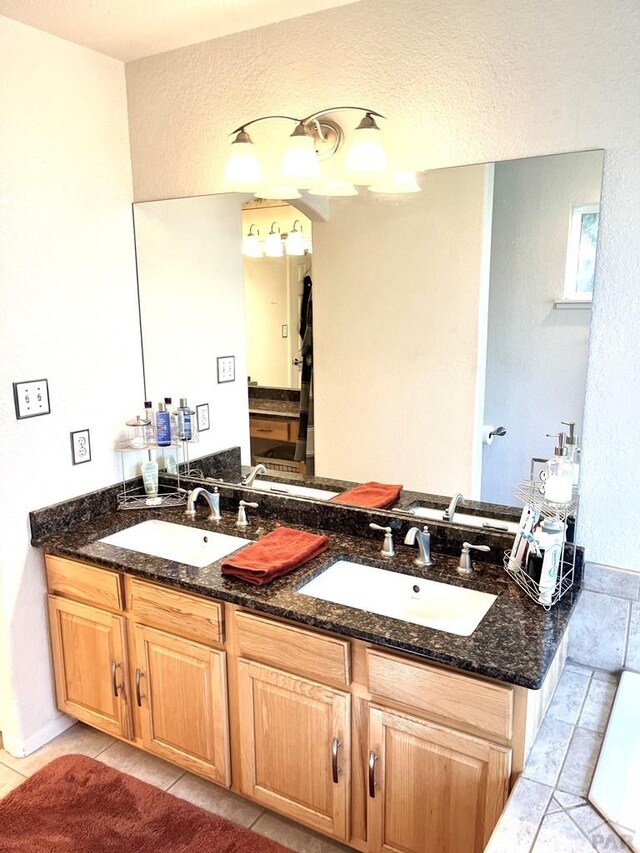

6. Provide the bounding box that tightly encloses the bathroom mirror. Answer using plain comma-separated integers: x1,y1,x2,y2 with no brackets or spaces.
134,149,603,506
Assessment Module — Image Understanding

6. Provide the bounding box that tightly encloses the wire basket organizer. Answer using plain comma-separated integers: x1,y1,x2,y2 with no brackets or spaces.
503,478,579,610
115,439,188,511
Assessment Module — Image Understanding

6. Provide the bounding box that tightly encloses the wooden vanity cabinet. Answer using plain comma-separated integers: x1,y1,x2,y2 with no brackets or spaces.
44,556,556,853
367,706,510,853
48,595,132,740
237,660,351,840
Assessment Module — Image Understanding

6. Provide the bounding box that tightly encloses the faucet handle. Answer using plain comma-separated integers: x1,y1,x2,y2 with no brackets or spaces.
457,542,490,576
369,523,395,558
237,500,259,527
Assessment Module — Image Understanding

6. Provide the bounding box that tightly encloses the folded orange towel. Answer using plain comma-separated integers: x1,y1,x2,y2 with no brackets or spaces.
221,527,330,586
329,481,403,509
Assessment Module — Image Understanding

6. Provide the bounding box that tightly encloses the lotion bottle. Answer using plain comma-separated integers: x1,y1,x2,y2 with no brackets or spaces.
562,421,580,487
543,433,573,504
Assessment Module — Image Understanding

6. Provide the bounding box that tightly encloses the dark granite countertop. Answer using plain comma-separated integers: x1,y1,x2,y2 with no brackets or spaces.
33,505,578,690
248,399,300,417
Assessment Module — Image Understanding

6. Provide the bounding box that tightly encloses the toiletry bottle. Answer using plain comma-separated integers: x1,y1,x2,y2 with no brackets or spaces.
535,519,565,605
177,397,192,441
141,458,159,498
542,433,573,504
143,400,155,444
155,401,172,447
164,396,178,438
562,421,580,487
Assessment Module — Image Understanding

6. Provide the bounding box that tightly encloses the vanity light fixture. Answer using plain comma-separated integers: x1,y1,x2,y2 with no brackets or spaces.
242,223,263,257
369,171,422,194
221,106,393,195
264,222,284,257
285,220,306,256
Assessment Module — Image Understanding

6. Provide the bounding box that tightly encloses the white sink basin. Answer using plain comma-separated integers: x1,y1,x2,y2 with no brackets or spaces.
251,479,340,501
299,560,498,636
99,520,251,568
397,505,519,534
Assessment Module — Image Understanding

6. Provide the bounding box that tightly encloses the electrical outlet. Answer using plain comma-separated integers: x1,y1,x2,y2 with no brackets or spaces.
13,379,50,419
196,403,210,432
70,429,91,465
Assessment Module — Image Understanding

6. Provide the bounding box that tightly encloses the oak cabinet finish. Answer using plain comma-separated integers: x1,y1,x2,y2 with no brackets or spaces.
44,555,532,851
368,706,511,853
133,624,230,785
237,659,351,840
48,595,132,739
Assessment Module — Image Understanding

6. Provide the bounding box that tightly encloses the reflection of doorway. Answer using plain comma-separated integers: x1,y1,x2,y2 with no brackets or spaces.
242,200,312,389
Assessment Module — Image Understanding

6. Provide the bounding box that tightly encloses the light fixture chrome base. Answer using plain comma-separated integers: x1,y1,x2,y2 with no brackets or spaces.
305,118,343,160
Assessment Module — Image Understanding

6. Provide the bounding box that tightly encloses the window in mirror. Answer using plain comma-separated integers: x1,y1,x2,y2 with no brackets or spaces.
564,203,599,301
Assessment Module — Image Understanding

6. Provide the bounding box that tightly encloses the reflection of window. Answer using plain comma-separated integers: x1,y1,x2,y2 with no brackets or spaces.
564,204,599,300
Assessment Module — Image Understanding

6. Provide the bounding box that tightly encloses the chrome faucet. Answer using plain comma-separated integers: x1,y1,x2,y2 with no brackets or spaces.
457,542,490,576
185,487,221,521
443,492,464,522
404,525,433,568
242,464,267,488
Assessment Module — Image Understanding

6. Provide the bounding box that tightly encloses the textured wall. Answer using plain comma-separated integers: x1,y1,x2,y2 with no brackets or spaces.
0,17,142,753
125,0,640,572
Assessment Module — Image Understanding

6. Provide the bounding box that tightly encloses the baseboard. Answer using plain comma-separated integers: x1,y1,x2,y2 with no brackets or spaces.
1,713,76,758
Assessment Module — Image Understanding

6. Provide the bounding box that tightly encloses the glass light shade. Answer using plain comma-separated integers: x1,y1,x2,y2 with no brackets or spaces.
369,172,421,194
242,228,262,257
221,138,262,191
308,180,358,197
264,225,283,257
344,127,389,185
285,222,306,256
304,236,313,254
255,186,302,200
280,133,321,188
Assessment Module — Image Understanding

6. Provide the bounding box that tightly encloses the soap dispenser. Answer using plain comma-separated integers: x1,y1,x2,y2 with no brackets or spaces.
562,421,580,487
542,432,574,504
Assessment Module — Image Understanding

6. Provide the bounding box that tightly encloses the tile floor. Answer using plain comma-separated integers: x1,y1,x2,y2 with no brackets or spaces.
487,662,634,852
0,724,351,853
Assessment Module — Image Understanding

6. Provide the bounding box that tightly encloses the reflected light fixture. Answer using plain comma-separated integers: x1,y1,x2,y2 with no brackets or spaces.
285,220,306,256
221,107,402,196
369,172,421,194
264,222,284,257
242,223,262,257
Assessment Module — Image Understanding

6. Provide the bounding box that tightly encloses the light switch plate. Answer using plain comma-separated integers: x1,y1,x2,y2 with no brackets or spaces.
13,379,50,419
217,355,235,384
70,429,91,465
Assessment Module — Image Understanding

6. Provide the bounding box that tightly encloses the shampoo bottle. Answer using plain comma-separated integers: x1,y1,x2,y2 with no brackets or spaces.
542,433,573,504
155,401,172,447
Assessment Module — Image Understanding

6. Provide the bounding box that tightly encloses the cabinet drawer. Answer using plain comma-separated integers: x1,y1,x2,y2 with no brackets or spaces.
235,611,350,686
45,555,123,611
367,649,513,740
250,417,291,441
127,577,224,645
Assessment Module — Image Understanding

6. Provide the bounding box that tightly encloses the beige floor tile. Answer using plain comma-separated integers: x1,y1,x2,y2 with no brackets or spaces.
0,763,26,798
252,811,352,853
532,810,596,852
167,772,264,827
0,722,115,777
96,740,184,789
558,728,604,798
522,716,574,787
579,679,617,733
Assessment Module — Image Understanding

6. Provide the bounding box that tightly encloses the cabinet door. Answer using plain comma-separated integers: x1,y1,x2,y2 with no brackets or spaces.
133,624,230,786
48,595,132,739
237,659,351,840
368,706,511,853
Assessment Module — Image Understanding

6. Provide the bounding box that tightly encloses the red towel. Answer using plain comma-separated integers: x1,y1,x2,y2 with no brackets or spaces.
329,481,403,509
221,526,330,586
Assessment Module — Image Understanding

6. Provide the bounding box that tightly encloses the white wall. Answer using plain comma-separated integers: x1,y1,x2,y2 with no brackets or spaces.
0,17,142,753
482,151,603,505
313,165,492,494
124,0,640,572
134,195,250,463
